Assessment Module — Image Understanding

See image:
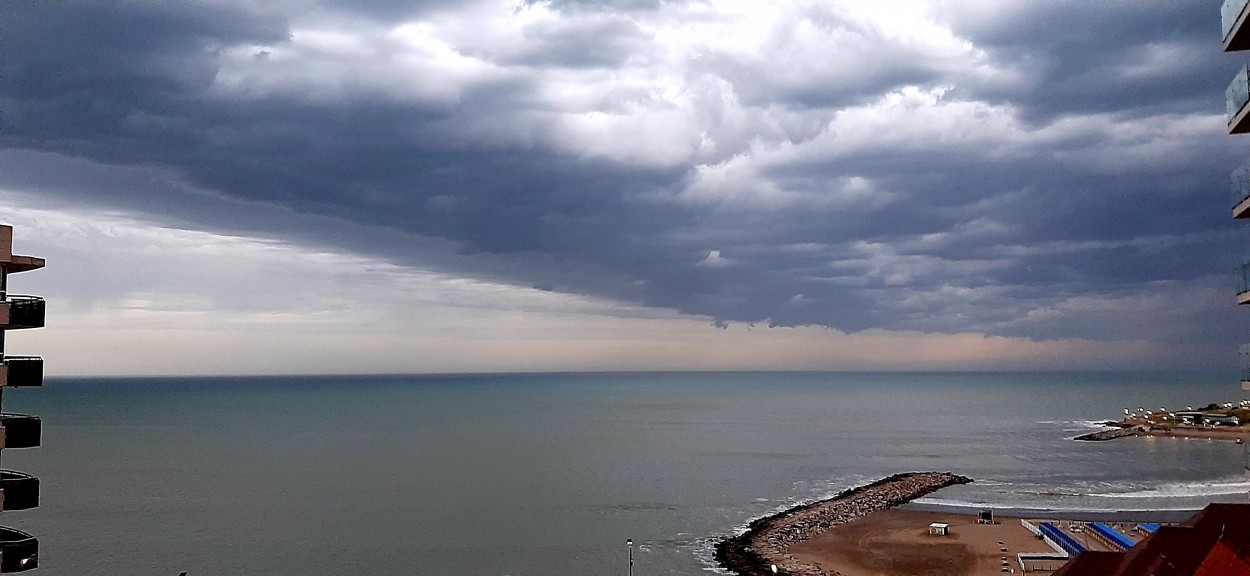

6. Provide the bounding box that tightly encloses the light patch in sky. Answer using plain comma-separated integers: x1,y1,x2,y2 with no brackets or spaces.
0,198,1197,376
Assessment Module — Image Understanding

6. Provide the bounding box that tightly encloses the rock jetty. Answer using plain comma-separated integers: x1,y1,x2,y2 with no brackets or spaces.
714,472,973,576
1073,427,1137,441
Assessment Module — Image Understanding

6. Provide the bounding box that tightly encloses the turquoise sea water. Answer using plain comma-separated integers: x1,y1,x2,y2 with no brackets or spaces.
1,372,1247,575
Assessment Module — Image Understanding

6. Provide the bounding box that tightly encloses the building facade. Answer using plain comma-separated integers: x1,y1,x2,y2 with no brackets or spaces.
1225,2,1250,470
0,225,44,572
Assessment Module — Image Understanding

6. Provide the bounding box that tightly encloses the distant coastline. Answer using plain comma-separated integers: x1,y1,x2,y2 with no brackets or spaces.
714,472,972,576
1075,422,1249,443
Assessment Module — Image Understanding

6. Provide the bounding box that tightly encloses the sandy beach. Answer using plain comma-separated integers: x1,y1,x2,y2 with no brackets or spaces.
716,474,1177,576
788,509,1094,576
714,472,973,576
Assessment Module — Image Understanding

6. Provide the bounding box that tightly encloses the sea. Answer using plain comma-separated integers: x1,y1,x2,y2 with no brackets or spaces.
2,371,1247,575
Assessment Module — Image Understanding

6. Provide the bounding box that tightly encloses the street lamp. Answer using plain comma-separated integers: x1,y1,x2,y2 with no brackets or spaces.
626,539,633,576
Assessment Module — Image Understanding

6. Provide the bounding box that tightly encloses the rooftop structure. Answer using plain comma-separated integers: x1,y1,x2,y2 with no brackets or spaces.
1088,522,1137,553
0,225,44,572
1053,503,1250,576
1040,522,1087,558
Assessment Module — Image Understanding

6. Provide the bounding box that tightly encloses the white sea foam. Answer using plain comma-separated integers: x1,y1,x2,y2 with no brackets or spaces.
691,536,733,575
913,496,1201,513
1038,420,1110,427
1088,477,1250,499
912,496,1000,508
1037,419,1117,433
914,475,1250,511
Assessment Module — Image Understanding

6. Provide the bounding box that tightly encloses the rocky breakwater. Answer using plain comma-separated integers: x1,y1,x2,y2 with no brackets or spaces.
1073,426,1137,441
714,472,973,576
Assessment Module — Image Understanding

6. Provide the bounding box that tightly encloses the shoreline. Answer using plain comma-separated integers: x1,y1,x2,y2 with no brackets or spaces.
1075,423,1249,442
713,472,973,576
899,501,1200,523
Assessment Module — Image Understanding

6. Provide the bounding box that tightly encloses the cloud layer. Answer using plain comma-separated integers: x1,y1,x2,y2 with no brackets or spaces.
1,0,1245,367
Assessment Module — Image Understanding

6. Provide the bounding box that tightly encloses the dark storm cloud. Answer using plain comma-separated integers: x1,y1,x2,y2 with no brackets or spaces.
1,0,1244,352
944,2,1230,121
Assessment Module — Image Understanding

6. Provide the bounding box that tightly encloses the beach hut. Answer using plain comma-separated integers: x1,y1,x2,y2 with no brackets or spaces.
979,509,995,524
929,523,949,536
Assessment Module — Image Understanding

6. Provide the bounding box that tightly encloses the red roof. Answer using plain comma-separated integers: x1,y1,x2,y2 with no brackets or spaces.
1052,504,1250,576
1053,551,1122,576
1193,542,1250,576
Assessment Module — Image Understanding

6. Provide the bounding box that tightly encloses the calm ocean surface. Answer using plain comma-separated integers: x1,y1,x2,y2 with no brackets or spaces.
2,372,1247,575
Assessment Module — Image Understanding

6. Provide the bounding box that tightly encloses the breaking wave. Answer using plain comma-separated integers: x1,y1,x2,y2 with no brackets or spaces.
1088,477,1250,499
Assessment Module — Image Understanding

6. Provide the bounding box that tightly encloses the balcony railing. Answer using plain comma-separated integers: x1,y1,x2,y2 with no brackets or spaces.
1230,68,1250,133
0,527,37,572
0,415,40,449
1226,0,1250,50
3,357,41,388
0,296,44,330
1242,344,1250,383
1239,261,1250,304
1234,162,1250,217
0,471,38,511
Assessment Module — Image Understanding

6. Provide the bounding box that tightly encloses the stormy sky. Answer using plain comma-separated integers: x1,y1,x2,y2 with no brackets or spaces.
0,0,1245,375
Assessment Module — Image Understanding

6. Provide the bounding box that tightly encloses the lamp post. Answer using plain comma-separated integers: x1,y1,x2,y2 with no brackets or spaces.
626,539,633,576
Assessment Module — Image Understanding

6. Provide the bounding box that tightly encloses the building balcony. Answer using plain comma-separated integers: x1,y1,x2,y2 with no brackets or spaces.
1229,67,1250,133
0,297,44,330
1,256,43,275
1226,0,1250,51
1229,67,1250,132
0,357,42,388
0,527,38,572
0,472,38,512
1240,261,1250,304
1242,344,1250,390
0,226,44,274
0,415,40,449
1235,162,1250,218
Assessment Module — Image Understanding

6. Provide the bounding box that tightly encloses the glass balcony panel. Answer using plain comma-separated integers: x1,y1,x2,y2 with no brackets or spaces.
0,414,40,449
3,296,43,329
1234,163,1250,210
3,357,42,388
1228,68,1250,126
0,471,38,511
1225,0,1250,42
1239,261,1250,297
0,527,38,572
1241,344,1250,382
